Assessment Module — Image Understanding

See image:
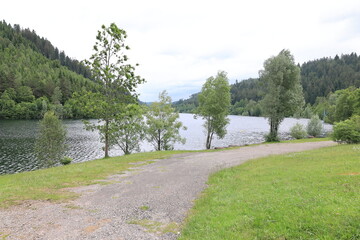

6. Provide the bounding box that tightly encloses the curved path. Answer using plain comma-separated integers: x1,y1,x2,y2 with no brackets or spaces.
0,141,336,240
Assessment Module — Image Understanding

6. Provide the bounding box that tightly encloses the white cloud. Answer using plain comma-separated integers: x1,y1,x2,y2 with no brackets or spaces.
1,0,360,101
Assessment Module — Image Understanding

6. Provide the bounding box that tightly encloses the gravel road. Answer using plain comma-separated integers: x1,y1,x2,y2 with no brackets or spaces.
0,141,336,240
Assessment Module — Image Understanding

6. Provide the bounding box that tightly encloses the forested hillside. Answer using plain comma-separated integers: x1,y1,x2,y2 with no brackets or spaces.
0,20,99,119
174,53,360,117
301,53,360,104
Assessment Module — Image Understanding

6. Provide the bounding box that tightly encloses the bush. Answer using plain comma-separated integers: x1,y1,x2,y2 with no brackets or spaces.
332,115,360,143
290,123,307,139
307,115,323,137
265,132,280,142
60,157,72,165
35,111,67,167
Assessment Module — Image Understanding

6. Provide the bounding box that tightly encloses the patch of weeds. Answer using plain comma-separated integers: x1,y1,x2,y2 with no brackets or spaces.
64,204,82,210
127,219,162,233
92,180,122,185
0,233,10,240
127,219,179,235
161,222,179,234
139,205,150,211
153,186,161,189
86,208,99,213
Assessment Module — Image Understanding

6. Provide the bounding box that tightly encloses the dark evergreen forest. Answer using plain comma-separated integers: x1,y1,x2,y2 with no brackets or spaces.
0,20,99,119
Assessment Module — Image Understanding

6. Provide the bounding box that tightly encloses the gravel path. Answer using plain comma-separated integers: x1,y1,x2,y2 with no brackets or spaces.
0,141,336,240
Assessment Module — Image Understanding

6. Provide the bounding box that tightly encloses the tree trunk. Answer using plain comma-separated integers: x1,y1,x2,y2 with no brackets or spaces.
157,129,161,151
104,120,109,158
206,130,212,149
269,118,279,141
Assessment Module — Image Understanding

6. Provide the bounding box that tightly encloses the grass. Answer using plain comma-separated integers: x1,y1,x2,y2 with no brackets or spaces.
0,150,189,208
140,205,150,211
279,137,331,143
180,144,360,240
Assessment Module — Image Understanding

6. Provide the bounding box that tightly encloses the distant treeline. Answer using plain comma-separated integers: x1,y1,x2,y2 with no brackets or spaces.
0,20,100,119
0,20,91,79
173,53,360,119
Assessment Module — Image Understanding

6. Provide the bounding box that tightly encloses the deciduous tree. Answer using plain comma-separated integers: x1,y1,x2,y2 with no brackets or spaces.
145,91,186,151
196,71,231,149
109,104,145,155
260,50,304,141
84,23,144,157
35,111,67,167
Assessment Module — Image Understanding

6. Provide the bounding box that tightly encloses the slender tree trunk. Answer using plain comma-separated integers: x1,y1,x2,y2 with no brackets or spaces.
206,131,211,149
104,119,109,158
157,129,161,151
269,118,279,141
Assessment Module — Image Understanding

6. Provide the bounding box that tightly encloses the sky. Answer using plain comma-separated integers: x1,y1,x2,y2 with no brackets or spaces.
1,0,360,102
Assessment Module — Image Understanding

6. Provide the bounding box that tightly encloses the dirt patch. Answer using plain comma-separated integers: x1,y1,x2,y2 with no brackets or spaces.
339,172,360,176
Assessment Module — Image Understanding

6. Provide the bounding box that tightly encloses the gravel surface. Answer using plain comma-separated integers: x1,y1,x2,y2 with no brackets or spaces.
0,141,336,240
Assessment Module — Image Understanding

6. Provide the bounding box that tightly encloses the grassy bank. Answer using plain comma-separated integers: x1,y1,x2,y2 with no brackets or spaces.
279,137,331,143
180,144,360,239
0,151,188,208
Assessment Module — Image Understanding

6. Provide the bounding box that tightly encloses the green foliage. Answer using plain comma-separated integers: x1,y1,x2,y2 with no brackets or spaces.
230,78,262,104
301,53,360,104
0,20,91,79
109,104,145,155
229,99,262,116
172,93,198,113
290,123,307,139
35,111,67,167
0,20,101,120
83,23,144,157
332,115,360,143
264,132,280,142
16,86,35,103
260,50,304,141
307,115,323,137
196,71,231,149
60,157,72,165
145,91,186,151
180,145,360,239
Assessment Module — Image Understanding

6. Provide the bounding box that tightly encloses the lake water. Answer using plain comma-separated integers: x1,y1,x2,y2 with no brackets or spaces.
0,114,332,175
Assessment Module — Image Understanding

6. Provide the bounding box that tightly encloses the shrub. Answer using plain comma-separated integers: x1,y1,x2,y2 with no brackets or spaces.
290,123,307,139
307,115,323,137
60,157,72,165
265,132,280,142
35,111,67,167
332,115,360,143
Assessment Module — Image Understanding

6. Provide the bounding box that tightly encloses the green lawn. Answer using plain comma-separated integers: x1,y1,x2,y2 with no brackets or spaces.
180,144,360,240
0,150,188,208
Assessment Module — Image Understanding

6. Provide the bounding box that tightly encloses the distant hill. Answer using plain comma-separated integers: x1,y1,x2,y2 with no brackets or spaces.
0,20,99,119
301,53,360,104
173,53,360,113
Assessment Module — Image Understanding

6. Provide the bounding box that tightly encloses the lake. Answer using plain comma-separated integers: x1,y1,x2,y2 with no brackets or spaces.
0,114,332,175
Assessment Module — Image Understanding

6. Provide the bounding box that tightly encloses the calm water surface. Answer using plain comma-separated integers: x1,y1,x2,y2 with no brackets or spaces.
0,114,332,174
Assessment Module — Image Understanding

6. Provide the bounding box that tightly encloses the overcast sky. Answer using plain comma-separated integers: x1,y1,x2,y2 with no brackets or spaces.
1,0,360,101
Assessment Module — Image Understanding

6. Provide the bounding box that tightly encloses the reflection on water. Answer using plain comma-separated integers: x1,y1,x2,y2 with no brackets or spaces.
0,114,332,174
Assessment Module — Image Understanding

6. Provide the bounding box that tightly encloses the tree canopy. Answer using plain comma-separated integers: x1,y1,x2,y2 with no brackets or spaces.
196,71,231,149
260,50,304,141
83,23,145,158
